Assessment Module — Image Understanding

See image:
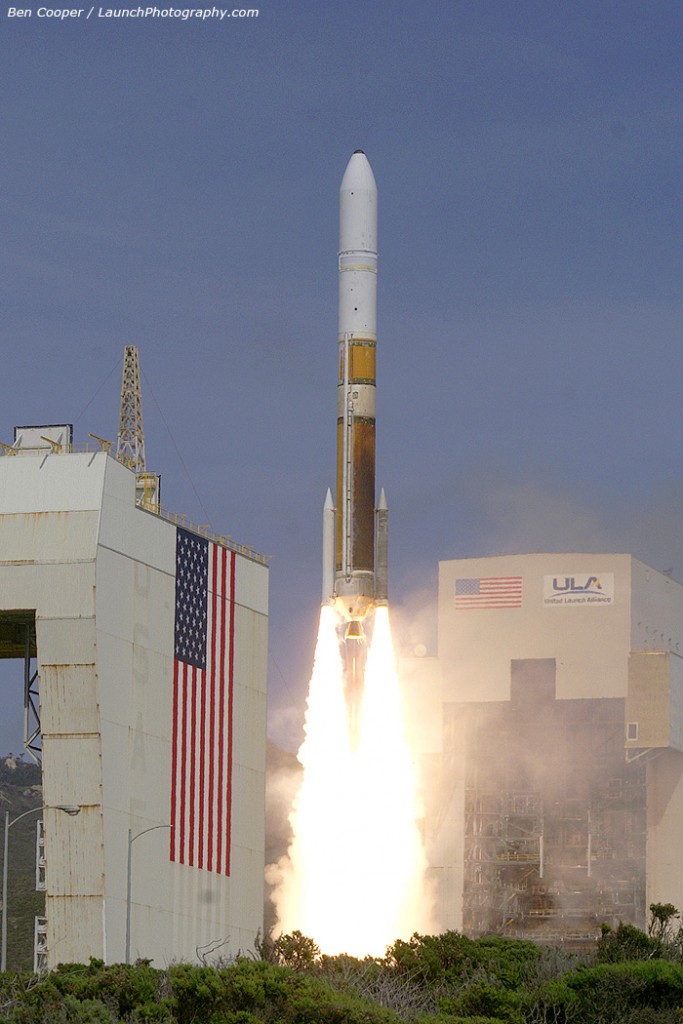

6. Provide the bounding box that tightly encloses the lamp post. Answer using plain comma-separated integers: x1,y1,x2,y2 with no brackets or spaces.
2,804,80,972
125,825,173,965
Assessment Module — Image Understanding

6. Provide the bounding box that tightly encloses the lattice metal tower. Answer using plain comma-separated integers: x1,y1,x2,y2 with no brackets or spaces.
117,346,160,511
117,345,146,472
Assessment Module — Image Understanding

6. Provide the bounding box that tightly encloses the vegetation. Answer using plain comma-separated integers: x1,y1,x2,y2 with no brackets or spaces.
2,908,683,1023
4,754,683,1024
0,756,45,973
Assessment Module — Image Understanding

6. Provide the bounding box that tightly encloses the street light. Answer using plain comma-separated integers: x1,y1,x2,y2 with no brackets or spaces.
125,824,173,965
2,804,81,971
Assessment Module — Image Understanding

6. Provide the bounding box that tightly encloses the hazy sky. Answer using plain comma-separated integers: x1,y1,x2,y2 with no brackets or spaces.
1,0,682,753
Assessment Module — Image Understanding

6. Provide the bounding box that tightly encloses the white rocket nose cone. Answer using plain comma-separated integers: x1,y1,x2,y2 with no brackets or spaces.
340,150,377,195
339,151,378,256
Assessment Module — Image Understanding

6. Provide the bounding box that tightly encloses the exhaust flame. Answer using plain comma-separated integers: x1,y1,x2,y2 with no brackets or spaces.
270,604,433,956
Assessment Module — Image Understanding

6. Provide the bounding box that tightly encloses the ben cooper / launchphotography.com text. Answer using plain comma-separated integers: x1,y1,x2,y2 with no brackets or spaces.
5,4,259,17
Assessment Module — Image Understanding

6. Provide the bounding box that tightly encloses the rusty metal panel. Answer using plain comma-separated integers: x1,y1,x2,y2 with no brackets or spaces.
0,510,98,562
43,803,104,896
46,895,104,965
627,652,669,749
0,563,95,620
627,651,683,755
40,664,100,734
42,734,103,809
37,615,96,666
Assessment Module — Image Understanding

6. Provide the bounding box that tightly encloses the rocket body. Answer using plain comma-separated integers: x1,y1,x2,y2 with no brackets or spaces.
323,150,388,627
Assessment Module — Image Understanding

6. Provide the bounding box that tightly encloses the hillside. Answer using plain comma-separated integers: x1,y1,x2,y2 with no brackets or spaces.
0,755,45,972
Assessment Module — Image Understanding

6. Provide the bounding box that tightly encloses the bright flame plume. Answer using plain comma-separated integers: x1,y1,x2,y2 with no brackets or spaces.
270,604,433,957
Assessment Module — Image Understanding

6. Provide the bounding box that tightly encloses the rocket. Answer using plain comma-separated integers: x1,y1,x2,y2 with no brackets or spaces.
322,150,388,640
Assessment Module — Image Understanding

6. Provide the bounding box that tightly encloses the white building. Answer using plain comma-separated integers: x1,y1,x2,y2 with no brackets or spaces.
426,552,683,943
0,427,268,966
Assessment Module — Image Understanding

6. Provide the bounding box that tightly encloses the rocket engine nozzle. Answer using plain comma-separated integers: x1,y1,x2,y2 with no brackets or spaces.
344,618,365,642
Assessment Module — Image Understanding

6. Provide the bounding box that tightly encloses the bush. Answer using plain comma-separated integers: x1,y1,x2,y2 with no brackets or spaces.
562,959,683,1023
7,934,683,1024
597,922,663,963
385,931,540,991
439,978,525,1024
524,977,579,1024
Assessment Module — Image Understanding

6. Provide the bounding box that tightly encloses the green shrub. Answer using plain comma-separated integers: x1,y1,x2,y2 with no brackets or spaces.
420,1018,510,1024
439,978,524,1024
468,936,541,990
523,977,578,1024
272,932,321,971
597,922,663,963
169,963,235,1023
559,959,683,1023
385,931,539,991
212,1015,262,1024
61,994,117,1023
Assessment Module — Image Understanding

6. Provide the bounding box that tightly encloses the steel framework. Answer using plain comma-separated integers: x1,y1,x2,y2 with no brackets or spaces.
116,346,160,511
116,346,146,473
457,663,647,945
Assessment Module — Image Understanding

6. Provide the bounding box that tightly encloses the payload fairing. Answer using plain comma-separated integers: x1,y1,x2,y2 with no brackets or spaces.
322,151,388,637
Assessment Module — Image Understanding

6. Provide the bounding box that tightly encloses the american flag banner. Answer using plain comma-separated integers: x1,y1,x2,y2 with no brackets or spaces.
455,576,523,609
170,528,235,875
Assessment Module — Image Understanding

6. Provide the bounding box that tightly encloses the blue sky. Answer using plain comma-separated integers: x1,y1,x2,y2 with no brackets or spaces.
1,0,682,752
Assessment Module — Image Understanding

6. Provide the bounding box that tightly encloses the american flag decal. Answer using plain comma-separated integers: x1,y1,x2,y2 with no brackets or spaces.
455,576,523,609
170,528,235,874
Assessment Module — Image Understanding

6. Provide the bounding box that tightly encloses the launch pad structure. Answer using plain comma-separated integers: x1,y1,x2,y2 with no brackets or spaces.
456,675,646,943
0,415,268,968
420,552,683,946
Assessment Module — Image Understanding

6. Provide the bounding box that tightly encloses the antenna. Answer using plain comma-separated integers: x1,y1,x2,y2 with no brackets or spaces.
117,346,160,512
117,345,146,472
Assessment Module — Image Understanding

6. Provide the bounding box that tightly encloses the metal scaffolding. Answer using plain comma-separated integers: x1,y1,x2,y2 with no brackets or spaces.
456,663,647,945
116,345,160,512
117,346,146,473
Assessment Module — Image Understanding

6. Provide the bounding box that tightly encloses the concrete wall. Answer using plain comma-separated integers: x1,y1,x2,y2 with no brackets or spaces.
647,750,683,913
0,450,268,966
439,553,633,704
627,651,683,754
631,559,683,655
435,552,683,934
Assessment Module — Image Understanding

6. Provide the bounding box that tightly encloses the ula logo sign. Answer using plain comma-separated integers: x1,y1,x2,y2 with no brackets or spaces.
553,576,602,594
543,573,614,606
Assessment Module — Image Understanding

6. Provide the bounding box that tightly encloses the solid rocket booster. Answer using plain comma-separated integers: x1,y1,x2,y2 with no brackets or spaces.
323,150,388,622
